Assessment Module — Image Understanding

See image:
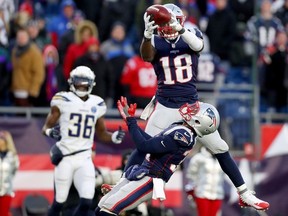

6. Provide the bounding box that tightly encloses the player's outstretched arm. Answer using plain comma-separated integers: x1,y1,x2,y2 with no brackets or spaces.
140,12,156,62
169,13,204,52
95,117,125,144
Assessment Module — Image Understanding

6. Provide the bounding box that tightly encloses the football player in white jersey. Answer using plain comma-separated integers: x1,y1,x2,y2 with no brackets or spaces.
42,66,125,216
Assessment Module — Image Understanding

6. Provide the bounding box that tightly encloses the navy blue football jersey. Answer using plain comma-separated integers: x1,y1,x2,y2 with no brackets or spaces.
126,117,195,182
151,32,202,107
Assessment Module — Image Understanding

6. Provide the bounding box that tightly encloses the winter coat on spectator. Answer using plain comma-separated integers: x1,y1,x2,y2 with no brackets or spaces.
11,42,45,98
63,20,98,79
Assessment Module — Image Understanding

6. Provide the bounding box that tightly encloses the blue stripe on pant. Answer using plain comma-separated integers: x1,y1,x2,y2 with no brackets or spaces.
107,177,154,214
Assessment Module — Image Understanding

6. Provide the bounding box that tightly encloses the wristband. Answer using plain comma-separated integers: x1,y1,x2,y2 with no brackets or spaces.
179,28,185,35
45,128,52,137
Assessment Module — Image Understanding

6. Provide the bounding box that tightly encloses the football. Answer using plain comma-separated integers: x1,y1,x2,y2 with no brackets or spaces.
146,4,171,26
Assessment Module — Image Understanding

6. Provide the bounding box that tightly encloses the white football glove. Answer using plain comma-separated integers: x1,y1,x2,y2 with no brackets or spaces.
143,12,158,39
169,13,183,32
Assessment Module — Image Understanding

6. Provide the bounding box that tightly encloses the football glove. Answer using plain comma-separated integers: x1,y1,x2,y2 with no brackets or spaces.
117,96,137,121
111,126,125,144
143,12,158,39
125,165,149,181
45,126,61,141
169,13,183,32
101,184,113,195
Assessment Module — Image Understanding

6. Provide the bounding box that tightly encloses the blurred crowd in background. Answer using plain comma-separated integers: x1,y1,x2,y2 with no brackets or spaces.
0,0,287,112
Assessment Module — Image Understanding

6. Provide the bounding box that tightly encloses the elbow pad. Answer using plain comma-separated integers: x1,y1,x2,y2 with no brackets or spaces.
180,29,204,52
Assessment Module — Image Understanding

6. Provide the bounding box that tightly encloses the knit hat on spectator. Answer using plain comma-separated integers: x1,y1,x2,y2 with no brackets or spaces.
19,2,34,17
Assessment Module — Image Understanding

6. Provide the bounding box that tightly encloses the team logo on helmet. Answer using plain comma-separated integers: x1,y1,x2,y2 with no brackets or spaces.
204,108,217,127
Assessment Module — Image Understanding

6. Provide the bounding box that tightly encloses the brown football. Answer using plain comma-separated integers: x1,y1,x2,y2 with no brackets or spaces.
146,5,171,26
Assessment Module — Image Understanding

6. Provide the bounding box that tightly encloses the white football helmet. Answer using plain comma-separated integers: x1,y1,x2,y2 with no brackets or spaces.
68,66,95,97
159,3,186,40
179,102,220,137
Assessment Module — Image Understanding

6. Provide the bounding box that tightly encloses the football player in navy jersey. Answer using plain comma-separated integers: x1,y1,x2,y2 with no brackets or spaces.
95,97,220,216
123,3,270,211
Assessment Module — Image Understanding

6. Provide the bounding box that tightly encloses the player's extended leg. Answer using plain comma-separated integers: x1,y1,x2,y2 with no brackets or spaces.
73,156,96,216
48,159,74,216
98,178,128,209
197,131,269,211
99,176,153,215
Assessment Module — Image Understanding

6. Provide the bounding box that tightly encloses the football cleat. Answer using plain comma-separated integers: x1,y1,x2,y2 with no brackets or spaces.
239,190,270,211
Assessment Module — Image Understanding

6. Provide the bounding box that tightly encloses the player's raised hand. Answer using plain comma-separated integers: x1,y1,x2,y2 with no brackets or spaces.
169,12,183,32
117,96,137,121
144,12,158,39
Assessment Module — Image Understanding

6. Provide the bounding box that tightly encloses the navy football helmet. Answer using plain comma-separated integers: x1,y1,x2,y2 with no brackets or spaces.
158,4,186,40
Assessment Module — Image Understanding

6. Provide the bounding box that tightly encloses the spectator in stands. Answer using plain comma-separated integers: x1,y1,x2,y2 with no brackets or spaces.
100,21,135,107
0,131,19,216
73,37,115,107
205,0,237,63
0,4,11,106
246,0,284,55
185,146,225,216
11,28,45,107
97,0,137,42
246,0,285,112
262,31,288,113
229,0,254,23
58,9,86,64
0,0,15,25
179,0,216,28
36,44,60,107
0,8,9,47
73,0,103,29
275,0,288,32
46,0,76,47
120,55,157,109
0,44,12,106
8,3,32,41
63,19,98,80
27,19,51,51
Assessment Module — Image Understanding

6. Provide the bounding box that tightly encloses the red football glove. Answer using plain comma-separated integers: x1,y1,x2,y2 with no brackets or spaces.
101,184,113,195
117,96,137,121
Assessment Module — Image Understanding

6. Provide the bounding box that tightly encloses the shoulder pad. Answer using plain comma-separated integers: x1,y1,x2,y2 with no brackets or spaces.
51,92,71,107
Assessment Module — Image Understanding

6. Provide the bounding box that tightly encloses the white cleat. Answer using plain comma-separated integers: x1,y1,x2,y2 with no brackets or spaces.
238,190,270,211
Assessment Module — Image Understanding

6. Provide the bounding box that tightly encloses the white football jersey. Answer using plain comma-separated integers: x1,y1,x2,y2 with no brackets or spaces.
51,92,107,154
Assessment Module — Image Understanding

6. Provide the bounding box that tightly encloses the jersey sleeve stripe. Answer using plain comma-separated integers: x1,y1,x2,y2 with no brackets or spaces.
52,95,70,102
